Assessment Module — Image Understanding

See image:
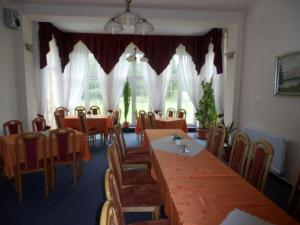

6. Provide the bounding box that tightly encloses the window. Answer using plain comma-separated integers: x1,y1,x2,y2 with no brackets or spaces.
80,54,104,113
119,57,149,125
165,55,196,125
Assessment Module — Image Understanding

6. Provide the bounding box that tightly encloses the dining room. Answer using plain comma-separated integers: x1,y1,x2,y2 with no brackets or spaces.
0,0,300,225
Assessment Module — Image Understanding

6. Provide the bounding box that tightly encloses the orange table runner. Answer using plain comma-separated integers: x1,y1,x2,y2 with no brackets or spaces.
63,115,112,137
0,130,90,179
145,129,297,225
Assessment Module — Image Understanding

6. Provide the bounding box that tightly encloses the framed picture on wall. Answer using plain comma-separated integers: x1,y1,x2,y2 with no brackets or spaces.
274,51,300,95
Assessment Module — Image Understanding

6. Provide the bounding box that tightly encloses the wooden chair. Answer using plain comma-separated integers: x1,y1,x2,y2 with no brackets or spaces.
15,132,48,203
100,200,169,225
54,111,64,129
74,106,86,115
147,112,156,129
32,117,47,132
288,172,300,220
49,128,80,191
107,144,156,186
78,111,104,144
166,108,176,118
37,114,51,130
108,108,121,142
229,133,251,175
55,107,69,117
244,139,274,192
138,110,147,142
113,129,150,170
176,109,187,119
206,125,215,149
3,120,23,135
207,123,226,158
89,106,100,115
105,168,163,220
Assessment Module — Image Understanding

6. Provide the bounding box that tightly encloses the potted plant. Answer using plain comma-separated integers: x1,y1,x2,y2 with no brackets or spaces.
195,79,218,139
123,79,131,128
222,120,236,161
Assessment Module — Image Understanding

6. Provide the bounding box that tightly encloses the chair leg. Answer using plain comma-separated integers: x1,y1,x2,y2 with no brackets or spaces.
154,207,160,220
51,165,55,191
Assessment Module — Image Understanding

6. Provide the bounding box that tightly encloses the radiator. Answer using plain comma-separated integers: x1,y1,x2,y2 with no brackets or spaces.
242,126,288,176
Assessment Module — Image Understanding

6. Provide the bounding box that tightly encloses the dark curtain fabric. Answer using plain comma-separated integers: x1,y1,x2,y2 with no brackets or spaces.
39,22,223,75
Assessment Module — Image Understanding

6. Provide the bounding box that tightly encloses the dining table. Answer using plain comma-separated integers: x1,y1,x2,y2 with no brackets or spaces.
135,117,188,134
63,115,113,138
0,130,90,179
145,129,298,225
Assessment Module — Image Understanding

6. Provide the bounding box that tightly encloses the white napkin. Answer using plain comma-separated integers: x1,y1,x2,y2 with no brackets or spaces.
220,209,275,225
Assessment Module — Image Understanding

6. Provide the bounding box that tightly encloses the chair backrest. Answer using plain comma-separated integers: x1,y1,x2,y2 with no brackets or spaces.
49,128,76,164
78,111,87,133
176,109,187,119
288,172,300,220
74,106,86,115
147,112,156,129
32,117,47,132
244,139,274,192
15,132,47,172
99,200,122,225
166,108,176,118
104,169,125,225
138,110,147,130
134,109,138,122
207,123,226,158
112,108,121,126
54,111,64,129
107,144,124,186
55,107,69,117
89,106,100,115
206,125,215,149
3,120,23,135
113,125,127,159
229,133,251,175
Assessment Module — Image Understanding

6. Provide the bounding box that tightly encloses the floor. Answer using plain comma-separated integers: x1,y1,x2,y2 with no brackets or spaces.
0,132,294,225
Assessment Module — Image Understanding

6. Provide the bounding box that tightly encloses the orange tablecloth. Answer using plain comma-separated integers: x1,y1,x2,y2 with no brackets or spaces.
135,118,188,134
145,129,297,225
63,115,112,137
0,130,90,179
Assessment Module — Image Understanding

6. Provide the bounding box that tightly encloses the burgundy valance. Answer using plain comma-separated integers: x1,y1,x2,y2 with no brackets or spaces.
39,22,223,75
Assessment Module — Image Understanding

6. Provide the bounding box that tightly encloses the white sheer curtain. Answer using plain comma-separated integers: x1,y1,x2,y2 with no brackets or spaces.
140,62,172,111
178,43,224,114
39,37,64,126
63,41,90,112
100,54,129,111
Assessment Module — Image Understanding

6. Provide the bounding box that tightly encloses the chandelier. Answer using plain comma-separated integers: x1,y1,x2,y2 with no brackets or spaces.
126,47,148,62
104,0,154,35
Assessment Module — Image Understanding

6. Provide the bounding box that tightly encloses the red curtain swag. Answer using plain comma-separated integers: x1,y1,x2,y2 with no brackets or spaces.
39,22,223,75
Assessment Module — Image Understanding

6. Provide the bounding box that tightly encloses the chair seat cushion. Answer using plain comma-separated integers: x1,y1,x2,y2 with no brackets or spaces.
126,147,150,155
122,170,156,186
123,154,151,165
130,219,169,225
121,184,163,207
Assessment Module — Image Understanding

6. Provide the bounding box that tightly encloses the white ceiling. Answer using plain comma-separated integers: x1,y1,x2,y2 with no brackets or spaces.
12,0,259,35
13,0,259,11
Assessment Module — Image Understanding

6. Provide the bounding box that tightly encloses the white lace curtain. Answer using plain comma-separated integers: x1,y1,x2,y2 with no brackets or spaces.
38,38,223,126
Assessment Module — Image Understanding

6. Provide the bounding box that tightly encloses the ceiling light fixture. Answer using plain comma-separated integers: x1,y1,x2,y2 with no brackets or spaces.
104,0,154,35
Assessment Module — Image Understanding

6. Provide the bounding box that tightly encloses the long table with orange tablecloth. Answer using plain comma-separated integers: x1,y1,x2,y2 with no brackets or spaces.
0,130,90,179
135,117,188,134
63,115,112,138
145,129,298,225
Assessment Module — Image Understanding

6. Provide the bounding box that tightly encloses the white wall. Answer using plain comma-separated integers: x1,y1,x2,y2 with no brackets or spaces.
0,1,22,132
240,0,300,182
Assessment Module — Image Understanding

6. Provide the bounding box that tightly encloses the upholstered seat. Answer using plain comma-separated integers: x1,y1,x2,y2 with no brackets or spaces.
105,169,163,219
107,144,155,186
130,220,169,225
